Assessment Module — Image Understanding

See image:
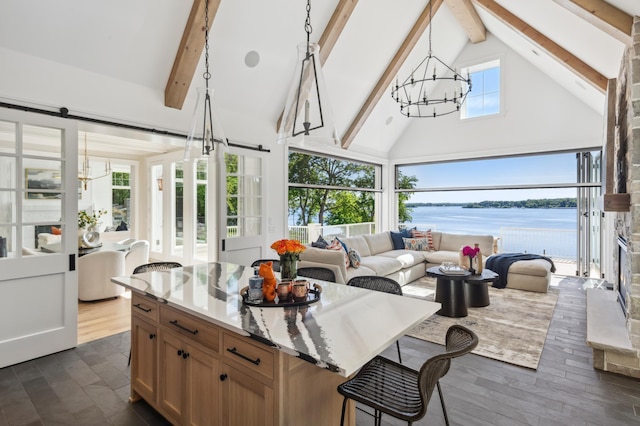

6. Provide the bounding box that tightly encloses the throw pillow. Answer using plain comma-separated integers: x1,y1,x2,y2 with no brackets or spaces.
116,221,128,231
390,231,405,250
336,237,349,254
411,229,434,251
403,237,431,251
401,227,415,238
327,238,350,268
311,235,329,249
348,248,361,268
51,226,62,235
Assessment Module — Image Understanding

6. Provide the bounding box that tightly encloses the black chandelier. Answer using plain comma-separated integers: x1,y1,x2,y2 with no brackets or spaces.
391,4,471,118
185,0,228,160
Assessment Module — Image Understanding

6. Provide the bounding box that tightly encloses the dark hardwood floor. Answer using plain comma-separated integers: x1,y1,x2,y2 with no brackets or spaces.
1,276,639,425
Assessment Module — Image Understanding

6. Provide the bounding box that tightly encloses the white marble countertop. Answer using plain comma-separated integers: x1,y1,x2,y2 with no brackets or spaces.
112,262,440,377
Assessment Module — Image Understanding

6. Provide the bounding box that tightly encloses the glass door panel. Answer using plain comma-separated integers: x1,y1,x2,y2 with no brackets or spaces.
172,162,184,258
151,164,163,254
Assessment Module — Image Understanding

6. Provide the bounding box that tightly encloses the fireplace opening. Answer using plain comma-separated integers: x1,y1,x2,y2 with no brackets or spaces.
617,236,629,314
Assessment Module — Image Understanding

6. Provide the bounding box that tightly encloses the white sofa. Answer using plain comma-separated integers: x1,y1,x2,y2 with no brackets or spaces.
298,231,494,285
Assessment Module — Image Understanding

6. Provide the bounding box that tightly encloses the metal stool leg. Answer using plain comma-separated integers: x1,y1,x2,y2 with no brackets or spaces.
396,340,402,364
437,381,450,426
340,398,347,426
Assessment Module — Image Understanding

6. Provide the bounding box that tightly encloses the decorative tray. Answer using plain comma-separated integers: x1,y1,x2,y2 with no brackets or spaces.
240,283,322,307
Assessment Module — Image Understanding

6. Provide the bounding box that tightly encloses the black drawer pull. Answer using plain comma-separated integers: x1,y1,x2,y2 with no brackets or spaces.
227,347,261,365
220,374,227,381
169,320,198,335
133,303,152,313
149,333,156,340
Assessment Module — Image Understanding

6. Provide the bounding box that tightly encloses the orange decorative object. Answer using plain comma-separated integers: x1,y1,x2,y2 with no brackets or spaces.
259,262,277,302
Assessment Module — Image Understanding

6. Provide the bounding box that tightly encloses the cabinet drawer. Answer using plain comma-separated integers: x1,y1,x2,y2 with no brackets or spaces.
222,333,275,380
131,293,159,322
159,305,219,353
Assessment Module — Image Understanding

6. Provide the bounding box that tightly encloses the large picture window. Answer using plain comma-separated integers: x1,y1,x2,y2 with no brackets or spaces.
288,150,381,242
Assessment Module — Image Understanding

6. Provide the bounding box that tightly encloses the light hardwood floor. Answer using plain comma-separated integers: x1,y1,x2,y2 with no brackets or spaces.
77,291,132,344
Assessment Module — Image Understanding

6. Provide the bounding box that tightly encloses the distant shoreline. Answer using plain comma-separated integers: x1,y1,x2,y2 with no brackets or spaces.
407,198,577,209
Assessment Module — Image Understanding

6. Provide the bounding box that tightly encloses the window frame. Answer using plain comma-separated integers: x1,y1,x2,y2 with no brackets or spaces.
460,58,502,120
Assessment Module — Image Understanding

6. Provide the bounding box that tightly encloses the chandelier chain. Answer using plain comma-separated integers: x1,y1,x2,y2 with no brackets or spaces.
203,0,211,88
305,0,312,54
428,1,433,56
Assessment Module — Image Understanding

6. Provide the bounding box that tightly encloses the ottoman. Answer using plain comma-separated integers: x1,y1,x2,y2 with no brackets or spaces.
504,258,552,293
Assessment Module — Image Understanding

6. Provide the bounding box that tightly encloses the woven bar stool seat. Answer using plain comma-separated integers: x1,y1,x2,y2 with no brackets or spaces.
337,325,478,425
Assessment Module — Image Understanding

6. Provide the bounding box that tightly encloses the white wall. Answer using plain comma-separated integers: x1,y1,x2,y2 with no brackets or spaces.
390,35,605,163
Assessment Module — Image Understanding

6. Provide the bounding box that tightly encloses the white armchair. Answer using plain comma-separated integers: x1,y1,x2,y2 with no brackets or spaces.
78,250,126,301
125,240,150,276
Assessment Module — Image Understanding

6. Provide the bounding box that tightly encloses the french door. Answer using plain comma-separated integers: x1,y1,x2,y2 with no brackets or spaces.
218,148,267,266
0,109,78,368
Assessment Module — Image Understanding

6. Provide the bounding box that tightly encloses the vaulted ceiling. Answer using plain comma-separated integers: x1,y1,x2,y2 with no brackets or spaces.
0,0,637,158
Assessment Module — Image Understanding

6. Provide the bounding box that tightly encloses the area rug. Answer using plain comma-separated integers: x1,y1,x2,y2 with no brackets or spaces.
403,277,559,370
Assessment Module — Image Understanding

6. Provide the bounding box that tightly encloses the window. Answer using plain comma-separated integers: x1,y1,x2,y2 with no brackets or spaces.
111,167,131,228
461,59,500,119
288,150,381,243
225,153,262,238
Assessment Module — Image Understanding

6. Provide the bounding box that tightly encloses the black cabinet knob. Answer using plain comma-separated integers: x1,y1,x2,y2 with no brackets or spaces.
220,374,228,381
182,351,189,359
177,349,183,356
149,333,156,340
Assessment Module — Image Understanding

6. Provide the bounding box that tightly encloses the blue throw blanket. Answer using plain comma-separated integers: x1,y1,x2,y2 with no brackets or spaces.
485,253,556,289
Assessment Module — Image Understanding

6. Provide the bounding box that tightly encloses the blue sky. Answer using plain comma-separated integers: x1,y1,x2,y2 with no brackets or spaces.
400,153,580,203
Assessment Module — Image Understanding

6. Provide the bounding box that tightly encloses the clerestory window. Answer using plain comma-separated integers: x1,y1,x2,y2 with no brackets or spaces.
461,59,501,119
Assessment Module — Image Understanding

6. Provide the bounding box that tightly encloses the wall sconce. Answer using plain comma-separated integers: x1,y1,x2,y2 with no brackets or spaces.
157,178,163,191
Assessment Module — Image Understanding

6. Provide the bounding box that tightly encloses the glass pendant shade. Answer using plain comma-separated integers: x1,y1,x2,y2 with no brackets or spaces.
185,87,228,161
277,42,339,147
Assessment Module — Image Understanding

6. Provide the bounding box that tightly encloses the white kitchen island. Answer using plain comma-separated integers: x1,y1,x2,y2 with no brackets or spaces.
112,261,440,425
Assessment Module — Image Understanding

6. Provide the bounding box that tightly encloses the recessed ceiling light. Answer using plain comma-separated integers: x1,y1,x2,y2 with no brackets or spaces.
244,51,260,68
385,116,393,125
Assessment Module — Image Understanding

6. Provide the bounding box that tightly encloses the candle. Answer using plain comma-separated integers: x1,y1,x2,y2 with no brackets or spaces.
304,100,310,122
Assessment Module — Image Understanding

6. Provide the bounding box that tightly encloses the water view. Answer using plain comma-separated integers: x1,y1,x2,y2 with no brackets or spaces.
404,206,577,259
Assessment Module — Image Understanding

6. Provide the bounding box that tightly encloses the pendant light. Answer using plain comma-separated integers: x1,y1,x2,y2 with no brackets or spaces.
78,133,111,190
277,0,339,147
185,0,228,160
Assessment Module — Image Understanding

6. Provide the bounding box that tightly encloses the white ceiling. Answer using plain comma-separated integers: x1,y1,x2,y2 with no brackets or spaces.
0,0,637,158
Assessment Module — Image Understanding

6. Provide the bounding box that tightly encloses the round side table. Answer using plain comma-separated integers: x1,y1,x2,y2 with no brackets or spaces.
426,266,471,318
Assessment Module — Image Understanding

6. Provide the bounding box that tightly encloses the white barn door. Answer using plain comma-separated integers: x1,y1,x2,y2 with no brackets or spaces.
0,109,78,368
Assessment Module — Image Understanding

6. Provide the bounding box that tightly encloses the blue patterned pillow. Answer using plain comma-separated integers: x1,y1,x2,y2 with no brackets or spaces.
348,248,361,268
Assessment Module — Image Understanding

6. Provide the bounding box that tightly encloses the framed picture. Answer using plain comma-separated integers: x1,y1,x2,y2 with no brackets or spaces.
25,168,62,199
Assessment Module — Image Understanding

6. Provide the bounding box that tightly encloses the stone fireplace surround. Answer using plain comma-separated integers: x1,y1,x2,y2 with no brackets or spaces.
586,17,640,379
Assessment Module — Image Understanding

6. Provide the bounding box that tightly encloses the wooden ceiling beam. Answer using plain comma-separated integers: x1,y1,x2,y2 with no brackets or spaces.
444,0,486,43
472,0,607,93
164,0,222,110
341,0,443,149
276,0,359,131
552,0,632,45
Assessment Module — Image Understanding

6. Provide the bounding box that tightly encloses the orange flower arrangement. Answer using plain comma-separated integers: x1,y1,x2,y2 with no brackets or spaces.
270,239,306,259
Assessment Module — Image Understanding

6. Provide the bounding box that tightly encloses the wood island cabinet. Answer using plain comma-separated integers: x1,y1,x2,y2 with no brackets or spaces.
129,294,352,425
159,330,219,426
